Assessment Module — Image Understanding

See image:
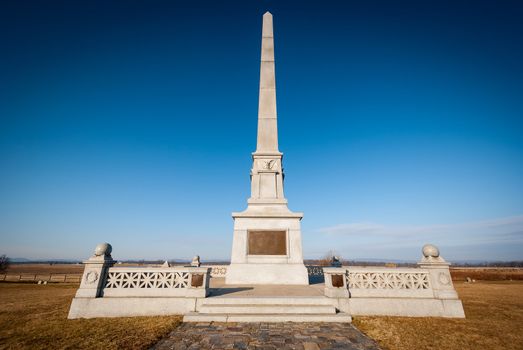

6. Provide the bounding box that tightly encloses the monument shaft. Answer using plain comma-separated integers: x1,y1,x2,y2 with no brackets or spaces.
226,12,309,285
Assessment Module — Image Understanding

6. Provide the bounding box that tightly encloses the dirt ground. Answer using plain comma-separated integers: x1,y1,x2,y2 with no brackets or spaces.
353,281,523,350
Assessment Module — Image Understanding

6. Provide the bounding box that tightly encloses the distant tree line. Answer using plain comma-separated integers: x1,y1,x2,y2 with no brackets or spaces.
452,261,523,267
0,255,9,273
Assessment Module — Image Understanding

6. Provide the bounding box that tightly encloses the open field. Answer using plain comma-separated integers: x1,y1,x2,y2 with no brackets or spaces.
354,281,523,350
0,283,181,350
0,281,522,349
6,264,84,274
450,267,523,281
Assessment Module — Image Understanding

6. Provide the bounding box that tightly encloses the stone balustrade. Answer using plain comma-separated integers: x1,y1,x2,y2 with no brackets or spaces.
102,267,210,298
205,265,228,278
205,265,329,279
322,244,465,318
69,244,212,318
324,266,435,298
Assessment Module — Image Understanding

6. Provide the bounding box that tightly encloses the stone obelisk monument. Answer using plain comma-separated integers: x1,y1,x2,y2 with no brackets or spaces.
226,12,309,285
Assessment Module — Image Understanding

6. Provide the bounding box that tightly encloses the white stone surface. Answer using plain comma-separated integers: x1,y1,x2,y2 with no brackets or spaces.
226,12,308,285
226,263,308,285
336,298,465,318
68,244,212,318
183,312,352,323
191,255,201,267
74,245,116,298
322,246,466,318
68,297,197,319
198,296,332,305
94,242,112,256
422,243,440,258
323,267,350,298
101,266,210,298
199,304,335,314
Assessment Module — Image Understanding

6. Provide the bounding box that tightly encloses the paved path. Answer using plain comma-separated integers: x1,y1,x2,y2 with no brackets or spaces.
152,322,380,350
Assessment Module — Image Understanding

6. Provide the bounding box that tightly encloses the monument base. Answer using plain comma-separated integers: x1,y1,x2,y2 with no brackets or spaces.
225,263,309,285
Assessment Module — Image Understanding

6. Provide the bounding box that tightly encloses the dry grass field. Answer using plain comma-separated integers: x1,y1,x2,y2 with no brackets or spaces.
6,264,84,274
0,283,180,350
1,265,522,349
450,267,523,281
354,281,523,350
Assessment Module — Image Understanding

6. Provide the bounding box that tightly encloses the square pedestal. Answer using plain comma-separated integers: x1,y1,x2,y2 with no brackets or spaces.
225,210,309,285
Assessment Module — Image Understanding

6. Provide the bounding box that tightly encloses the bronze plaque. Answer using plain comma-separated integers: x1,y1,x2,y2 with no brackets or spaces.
332,274,344,288
248,230,287,255
191,274,204,287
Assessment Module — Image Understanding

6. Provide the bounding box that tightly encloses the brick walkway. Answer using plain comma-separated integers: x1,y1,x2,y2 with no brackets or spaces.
152,322,380,350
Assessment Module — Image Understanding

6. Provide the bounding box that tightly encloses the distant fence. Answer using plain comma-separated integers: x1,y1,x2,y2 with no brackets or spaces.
0,273,82,283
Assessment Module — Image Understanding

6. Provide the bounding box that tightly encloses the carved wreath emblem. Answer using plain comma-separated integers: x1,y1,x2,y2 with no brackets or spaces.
438,272,450,285
263,160,275,169
85,271,99,284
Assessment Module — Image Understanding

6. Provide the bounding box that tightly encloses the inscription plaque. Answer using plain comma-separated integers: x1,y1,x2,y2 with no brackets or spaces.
191,274,204,287
248,230,287,255
332,274,344,288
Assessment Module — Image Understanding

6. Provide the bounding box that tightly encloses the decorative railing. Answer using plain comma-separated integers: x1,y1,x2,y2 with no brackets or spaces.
204,265,228,278
202,265,328,280
346,267,432,297
100,267,210,297
105,270,191,289
324,266,435,298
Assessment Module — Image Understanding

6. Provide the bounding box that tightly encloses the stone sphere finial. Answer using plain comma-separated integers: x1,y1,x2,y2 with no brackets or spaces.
94,243,112,257
422,244,440,258
191,255,201,267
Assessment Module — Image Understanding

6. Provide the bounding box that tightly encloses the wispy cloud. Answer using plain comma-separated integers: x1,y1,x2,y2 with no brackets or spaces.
318,215,523,243
311,215,523,260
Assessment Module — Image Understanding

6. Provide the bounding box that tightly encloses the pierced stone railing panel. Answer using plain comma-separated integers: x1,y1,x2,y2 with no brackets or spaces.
204,265,228,278
101,267,210,297
201,265,328,279
347,267,432,298
324,266,434,298
105,271,191,289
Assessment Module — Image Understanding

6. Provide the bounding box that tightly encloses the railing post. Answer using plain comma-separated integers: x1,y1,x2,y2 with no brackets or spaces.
417,244,459,300
75,243,115,298
323,267,350,298
188,267,211,297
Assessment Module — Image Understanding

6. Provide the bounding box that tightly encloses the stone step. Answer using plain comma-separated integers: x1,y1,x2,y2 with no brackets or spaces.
199,304,336,315
183,312,352,323
202,296,333,306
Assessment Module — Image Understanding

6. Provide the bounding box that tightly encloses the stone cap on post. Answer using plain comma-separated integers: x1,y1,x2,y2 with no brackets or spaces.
76,243,116,298
83,242,116,265
417,244,450,267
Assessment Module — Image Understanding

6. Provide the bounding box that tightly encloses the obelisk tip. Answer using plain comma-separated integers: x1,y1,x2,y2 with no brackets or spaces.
262,11,273,38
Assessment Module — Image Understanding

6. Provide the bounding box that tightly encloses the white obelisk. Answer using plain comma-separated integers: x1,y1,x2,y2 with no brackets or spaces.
225,12,309,285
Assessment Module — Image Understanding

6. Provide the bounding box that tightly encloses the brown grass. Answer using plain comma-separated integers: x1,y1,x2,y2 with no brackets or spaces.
1,276,522,349
450,267,523,281
6,264,84,274
0,283,181,350
353,281,523,350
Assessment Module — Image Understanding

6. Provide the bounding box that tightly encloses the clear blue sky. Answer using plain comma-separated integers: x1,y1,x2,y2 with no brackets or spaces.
1,0,522,261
